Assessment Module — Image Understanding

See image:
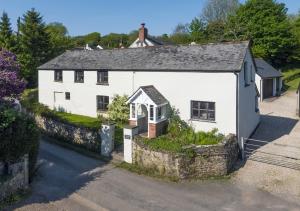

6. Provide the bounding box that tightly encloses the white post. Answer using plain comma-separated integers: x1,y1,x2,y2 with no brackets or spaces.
100,123,115,157
241,137,245,161
123,125,139,163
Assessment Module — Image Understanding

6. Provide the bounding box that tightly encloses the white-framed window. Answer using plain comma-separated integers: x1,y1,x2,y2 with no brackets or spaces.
150,105,154,121
131,104,136,119
54,70,63,82
74,70,84,83
65,92,70,100
97,70,108,84
157,107,162,120
191,101,215,121
96,95,109,111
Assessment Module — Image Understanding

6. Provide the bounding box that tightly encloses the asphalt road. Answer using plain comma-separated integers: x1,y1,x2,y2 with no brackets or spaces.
8,139,300,211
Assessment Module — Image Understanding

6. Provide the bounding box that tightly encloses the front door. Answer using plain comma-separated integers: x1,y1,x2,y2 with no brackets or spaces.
137,104,148,134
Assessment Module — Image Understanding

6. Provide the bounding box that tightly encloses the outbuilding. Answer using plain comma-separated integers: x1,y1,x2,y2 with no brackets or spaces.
255,58,283,101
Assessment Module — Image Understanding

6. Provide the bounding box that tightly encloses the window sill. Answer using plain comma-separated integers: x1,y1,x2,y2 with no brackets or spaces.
190,118,216,123
54,80,63,83
97,110,108,113
96,83,109,86
74,81,84,83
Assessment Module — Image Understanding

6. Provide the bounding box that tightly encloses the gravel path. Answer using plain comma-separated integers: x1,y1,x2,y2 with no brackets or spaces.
233,91,300,202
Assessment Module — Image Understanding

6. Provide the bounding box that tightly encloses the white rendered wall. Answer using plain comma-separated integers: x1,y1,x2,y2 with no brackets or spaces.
39,69,238,136
238,49,260,144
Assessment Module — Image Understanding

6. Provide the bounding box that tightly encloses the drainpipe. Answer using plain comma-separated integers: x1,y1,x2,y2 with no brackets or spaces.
234,72,240,150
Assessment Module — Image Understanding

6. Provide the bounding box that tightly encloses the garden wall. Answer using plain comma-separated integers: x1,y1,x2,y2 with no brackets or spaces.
34,115,101,152
0,155,29,202
132,134,238,179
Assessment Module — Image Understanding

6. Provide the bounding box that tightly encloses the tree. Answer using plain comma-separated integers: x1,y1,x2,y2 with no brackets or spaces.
226,0,297,65
46,22,74,57
0,48,26,100
73,32,101,48
170,23,191,44
189,18,206,43
0,12,14,51
100,33,129,49
202,0,239,23
18,8,51,87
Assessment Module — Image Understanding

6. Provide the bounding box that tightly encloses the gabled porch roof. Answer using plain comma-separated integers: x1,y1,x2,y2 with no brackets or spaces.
127,85,168,106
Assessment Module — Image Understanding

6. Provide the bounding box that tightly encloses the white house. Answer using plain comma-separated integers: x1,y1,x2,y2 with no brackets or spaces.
255,58,282,101
38,40,260,145
129,23,164,48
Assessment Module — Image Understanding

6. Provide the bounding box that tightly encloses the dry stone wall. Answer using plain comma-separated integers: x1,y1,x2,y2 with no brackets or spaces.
34,115,101,152
132,134,238,179
0,155,29,202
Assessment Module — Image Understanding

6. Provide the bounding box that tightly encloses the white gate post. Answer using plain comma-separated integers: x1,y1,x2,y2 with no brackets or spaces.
241,137,245,161
123,125,139,163
100,123,115,157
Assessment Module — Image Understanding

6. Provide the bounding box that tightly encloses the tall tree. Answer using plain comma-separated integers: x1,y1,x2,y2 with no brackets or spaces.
18,8,51,87
46,22,73,57
226,0,296,65
189,18,206,42
202,0,239,23
0,12,14,51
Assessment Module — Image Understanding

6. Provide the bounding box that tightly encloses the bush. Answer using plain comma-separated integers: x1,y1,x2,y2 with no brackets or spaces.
107,94,129,124
140,107,224,154
0,106,40,179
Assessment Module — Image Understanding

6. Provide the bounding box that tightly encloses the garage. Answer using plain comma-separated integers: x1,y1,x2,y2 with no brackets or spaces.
255,58,283,101
263,78,274,99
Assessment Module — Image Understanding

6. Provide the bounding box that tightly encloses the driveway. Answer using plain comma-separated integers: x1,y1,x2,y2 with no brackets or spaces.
233,91,300,201
7,138,300,211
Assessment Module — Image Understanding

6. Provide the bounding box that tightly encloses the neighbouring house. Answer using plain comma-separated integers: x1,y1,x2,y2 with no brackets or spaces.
129,23,164,48
255,58,283,101
38,25,260,146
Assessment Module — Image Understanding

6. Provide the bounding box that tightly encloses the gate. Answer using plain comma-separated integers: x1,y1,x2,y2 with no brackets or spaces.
241,137,300,171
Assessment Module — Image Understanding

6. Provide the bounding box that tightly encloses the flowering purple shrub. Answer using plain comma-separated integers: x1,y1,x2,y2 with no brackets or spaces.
0,48,26,100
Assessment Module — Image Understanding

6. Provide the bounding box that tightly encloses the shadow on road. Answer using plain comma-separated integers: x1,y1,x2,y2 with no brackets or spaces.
8,138,111,210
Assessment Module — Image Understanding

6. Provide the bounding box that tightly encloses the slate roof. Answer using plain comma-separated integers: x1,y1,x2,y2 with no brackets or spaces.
140,85,168,105
255,58,282,78
38,41,250,72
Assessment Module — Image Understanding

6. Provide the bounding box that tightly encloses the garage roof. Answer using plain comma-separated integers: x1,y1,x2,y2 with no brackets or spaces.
255,58,282,78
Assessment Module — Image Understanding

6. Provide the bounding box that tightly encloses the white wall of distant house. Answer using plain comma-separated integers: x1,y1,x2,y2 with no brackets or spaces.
129,38,155,48
39,69,238,135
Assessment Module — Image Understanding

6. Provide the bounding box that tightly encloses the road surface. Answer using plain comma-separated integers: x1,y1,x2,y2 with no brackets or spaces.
8,139,300,211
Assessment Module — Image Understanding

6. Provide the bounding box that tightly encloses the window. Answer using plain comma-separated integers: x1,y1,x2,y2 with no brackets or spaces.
191,101,215,121
255,96,259,112
65,92,70,100
131,104,136,118
74,70,84,83
244,62,250,86
150,105,154,121
157,107,162,120
96,95,109,111
54,70,63,82
97,70,108,84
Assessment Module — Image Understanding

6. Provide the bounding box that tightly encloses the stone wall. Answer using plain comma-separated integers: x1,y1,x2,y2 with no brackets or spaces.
132,134,238,179
0,155,29,202
34,115,101,152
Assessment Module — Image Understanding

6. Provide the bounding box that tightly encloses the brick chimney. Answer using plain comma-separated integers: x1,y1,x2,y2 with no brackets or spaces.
139,23,148,42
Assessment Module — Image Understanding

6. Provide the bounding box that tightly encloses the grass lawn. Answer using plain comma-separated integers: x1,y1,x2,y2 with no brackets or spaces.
54,112,101,129
282,66,300,90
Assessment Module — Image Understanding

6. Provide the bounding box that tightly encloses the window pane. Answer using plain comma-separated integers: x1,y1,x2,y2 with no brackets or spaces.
200,102,208,109
192,109,199,118
97,95,109,111
192,101,199,109
208,111,215,120
208,102,215,110
150,105,154,121
200,110,208,120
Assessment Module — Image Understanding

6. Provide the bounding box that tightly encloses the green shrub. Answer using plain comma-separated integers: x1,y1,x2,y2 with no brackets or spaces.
107,95,129,124
0,106,40,179
140,107,224,155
